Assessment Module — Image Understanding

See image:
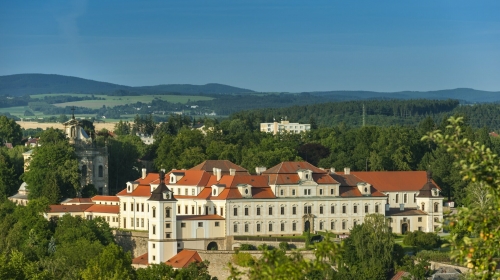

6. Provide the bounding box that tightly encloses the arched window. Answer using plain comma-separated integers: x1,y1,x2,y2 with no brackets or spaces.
81,165,87,177
421,203,425,211
152,207,156,218
98,165,103,177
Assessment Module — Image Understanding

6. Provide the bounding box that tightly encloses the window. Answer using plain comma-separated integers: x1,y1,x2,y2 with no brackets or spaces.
257,207,261,215
414,194,417,203
308,189,311,195
213,189,216,196
192,206,195,214
353,205,357,214
319,189,323,195
292,206,296,215
131,203,134,211
292,190,296,195
342,221,346,230
365,205,368,213
421,203,425,211
131,218,134,227
418,226,422,231
153,256,155,261
319,206,323,214
215,222,220,227
353,221,357,227
123,218,126,228
434,203,439,212
331,205,335,214
281,207,285,215
141,218,144,227
166,223,171,228
418,217,422,222
181,223,186,228
233,207,238,216
198,222,203,227
98,165,103,177
166,233,171,238
292,222,296,231
192,189,195,196
257,223,261,232
304,189,307,195
269,223,273,232
177,205,180,214
434,217,439,222
244,224,249,232
319,222,324,230
136,218,139,227
152,243,155,248
245,207,249,216
185,206,188,214
331,221,335,230
395,194,399,203
331,189,334,195
198,207,201,215
280,189,284,196
184,189,188,195
268,207,273,215
81,165,87,177
404,194,407,203
205,206,209,214
165,208,170,218
342,205,346,214
281,223,285,231
152,225,156,234
141,203,144,212
137,203,139,212
304,206,311,214
375,205,379,213
233,224,238,233
123,203,126,211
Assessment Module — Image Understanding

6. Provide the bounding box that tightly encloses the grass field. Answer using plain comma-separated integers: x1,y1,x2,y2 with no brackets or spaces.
29,93,214,109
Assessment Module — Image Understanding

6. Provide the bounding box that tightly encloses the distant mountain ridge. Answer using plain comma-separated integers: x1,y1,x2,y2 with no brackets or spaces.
0,74,254,96
1,73,499,103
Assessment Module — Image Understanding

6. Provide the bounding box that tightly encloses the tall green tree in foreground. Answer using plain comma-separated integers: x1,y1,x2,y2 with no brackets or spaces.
424,116,500,279
0,115,22,145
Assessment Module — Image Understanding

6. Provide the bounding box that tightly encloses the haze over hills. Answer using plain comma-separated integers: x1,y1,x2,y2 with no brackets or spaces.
1,73,500,103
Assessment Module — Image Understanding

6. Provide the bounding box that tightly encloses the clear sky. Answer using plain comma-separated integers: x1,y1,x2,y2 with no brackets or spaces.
0,0,499,92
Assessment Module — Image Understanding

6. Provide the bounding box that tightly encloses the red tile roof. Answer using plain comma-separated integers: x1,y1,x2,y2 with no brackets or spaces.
170,170,212,186
132,253,149,266
263,161,327,174
349,171,441,192
48,204,92,213
177,215,224,220
165,250,202,269
190,160,249,175
61,198,93,204
91,195,120,202
85,204,120,214
117,185,152,197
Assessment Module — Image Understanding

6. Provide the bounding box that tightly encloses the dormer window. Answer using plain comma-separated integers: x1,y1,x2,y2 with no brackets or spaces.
170,177,175,183
213,189,217,196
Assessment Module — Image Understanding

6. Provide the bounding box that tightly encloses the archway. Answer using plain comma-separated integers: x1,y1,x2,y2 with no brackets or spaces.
207,241,218,251
304,220,310,233
401,223,409,234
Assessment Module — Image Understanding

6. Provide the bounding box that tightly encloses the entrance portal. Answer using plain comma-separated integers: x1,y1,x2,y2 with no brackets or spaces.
207,241,218,251
304,220,310,233
401,223,409,234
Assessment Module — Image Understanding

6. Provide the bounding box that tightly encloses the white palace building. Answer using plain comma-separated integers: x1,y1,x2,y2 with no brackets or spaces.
41,160,444,268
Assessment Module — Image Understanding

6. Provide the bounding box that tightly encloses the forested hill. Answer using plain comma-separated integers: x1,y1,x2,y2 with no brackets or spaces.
231,99,500,130
0,74,254,96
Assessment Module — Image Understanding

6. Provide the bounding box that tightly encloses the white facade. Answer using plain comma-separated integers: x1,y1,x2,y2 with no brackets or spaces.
260,120,311,135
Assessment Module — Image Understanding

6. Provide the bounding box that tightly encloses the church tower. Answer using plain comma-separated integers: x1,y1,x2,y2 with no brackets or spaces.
147,171,178,264
63,109,109,195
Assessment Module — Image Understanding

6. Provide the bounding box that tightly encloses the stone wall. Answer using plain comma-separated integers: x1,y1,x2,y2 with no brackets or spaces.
114,230,148,258
429,261,468,273
231,240,306,249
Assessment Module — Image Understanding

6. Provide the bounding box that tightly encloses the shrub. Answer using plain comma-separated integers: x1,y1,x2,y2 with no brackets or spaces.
257,244,273,251
239,244,256,251
416,250,451,263
279,242,290,251
232,252,255,267
403,231,441,250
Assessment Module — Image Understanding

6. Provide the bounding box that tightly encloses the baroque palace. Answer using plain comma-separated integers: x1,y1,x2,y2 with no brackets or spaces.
34,160,443,268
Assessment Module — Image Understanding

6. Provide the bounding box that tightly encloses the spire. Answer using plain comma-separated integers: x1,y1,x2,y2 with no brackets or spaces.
71,106,75,120
148,171,176,201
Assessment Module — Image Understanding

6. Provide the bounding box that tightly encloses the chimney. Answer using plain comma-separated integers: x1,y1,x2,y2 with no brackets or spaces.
385,203,390,211
255,166,267,175
400,204,404,211
215,168,222,181
229,168,236,176
330,167,335,174
344,167,350,175
142,168,147,179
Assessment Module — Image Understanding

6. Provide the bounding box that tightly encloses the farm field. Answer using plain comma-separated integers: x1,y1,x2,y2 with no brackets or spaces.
0,106,102,120
30,93,214,109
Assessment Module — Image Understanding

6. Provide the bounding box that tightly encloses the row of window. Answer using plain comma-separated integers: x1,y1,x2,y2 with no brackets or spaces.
80,164,104,177
277,188,336,196
124,203,225,217
233,204,380,216
233,220,353,233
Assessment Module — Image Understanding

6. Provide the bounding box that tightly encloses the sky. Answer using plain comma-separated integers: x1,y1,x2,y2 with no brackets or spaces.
0,0,499,92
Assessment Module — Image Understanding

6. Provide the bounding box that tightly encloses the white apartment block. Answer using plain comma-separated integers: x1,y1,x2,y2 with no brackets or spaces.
260,120,311,135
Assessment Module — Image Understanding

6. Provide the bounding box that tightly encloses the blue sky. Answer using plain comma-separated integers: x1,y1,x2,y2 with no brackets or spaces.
0,0,499,92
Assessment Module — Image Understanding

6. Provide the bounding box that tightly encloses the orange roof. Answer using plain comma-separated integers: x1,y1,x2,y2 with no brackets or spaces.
48,204,92,213
350,171,441,192
264,161,327,174
85,204,120,214
170,170,212,186
117,185,152,197
190,160,249,175
91,195,119,202
132,253,149,266
177,215,224,220
165,250,202,269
